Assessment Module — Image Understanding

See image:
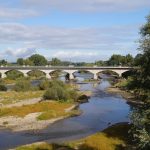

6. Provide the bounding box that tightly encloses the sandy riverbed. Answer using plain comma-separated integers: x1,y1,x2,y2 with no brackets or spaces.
107,86,144,105
0,104,78,132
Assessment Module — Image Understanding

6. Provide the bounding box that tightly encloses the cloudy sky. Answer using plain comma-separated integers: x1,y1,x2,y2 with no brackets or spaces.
0,0,149,62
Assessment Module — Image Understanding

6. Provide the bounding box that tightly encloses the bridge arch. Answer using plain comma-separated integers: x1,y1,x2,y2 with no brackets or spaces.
0,71,8,78
73,70,94,80
122,70,135,79
5,69,24,79
27,69,46,78
49,70,70,80
97,70,120,78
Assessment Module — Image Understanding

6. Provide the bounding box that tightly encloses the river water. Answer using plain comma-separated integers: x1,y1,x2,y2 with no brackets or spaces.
0,74,131,150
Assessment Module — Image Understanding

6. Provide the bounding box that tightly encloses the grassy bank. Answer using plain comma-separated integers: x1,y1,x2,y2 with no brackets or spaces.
16,123,132,150
0,90,44,105
0,101,75,119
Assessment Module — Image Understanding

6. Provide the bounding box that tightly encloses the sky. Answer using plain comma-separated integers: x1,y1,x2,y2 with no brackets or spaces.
0,0,150,62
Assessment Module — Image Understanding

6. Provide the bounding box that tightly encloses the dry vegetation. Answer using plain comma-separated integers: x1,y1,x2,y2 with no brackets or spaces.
0,101,74,120
0,90,44,105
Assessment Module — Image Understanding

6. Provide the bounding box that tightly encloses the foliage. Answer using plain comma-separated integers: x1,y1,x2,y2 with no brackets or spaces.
107,54,134,66
24,58,34,66
39,79,50,90
133,54,143,66
42,80,78,102
43,85,70,101
17,58,24,66
6,70,24,80
0,84,7,91
128,14,150,149
50,58,61,66
0,59,7,66
13,80,32,92
29,54,48,66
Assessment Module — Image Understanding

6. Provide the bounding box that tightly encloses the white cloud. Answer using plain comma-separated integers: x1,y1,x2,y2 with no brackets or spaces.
0,7,38,20
0,22,139,61
0,23,139,50
3,48,36,58
22,0,150,12
51,50,98,61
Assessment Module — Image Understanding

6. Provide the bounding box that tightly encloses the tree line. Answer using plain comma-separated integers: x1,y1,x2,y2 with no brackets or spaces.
0,53,142,67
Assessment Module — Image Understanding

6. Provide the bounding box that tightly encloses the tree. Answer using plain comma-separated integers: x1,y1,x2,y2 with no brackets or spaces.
134,54,143,66
107,54,134,66
17,58,24,66
50,58,61,66
0,59,7,66
130,14,150,149
107,54,125,66
125,54,134,66
24,58,34,66
29,54,48,66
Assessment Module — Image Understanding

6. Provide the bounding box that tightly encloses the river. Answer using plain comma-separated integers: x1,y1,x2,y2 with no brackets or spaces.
0,74,131,150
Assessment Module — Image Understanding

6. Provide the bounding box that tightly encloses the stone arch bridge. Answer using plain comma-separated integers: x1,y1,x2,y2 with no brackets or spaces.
0,66,133,80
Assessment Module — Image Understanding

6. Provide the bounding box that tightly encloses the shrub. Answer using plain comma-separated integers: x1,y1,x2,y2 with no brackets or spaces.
49,80,65,88
0,84,7,91
39,79,66,90
43,86,69,101
68,90,79,101
39,80,50,90
42,80,78,102
13,80,32,92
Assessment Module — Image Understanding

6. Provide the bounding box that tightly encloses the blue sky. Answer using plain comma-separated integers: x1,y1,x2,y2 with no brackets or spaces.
0,0,150,62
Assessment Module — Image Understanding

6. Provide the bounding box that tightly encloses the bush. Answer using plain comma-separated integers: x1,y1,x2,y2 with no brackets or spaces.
0,84,7,91
39,80,50,90
42,80,79,102
43,86,69,101
39,79,66,90
13,80,32,92
68,90,79,101
49,80,65,88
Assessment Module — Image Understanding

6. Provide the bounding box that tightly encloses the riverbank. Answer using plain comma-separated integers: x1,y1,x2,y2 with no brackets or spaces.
15,122,132,150
0,101,80,132
107,86,144,105
0,87,92,132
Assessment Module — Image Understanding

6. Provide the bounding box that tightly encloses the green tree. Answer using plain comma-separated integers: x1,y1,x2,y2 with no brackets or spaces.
130,14,150,149
0,59,7,66
107,54,124,66
24,58,34,66
50,58,61,66
17,58,24,66
29,54,48,66
134,54,143,66
125,54,134,66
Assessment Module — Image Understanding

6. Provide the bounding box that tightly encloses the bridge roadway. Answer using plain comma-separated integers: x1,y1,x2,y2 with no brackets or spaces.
0,66,133,79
